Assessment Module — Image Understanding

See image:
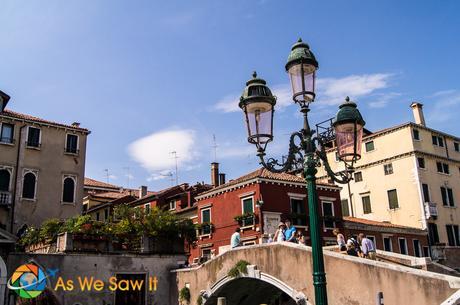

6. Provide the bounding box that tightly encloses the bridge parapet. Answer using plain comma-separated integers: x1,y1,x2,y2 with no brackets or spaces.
173,242,460,305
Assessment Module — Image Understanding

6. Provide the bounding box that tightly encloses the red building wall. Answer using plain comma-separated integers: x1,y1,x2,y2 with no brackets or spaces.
190,181,342,262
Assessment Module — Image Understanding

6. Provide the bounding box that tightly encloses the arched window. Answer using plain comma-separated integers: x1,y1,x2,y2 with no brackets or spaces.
62,177,75,203
0,169,10,192
22,172,36,199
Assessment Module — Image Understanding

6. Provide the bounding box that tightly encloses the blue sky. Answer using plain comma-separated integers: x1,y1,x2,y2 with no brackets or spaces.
1,1,460,191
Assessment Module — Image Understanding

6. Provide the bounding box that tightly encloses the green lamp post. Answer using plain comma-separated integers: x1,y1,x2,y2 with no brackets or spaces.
239,39,366,305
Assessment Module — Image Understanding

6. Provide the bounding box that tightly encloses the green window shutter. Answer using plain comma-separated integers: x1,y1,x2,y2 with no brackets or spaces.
388,189,399,209
243,198,253,213
441,187,448,206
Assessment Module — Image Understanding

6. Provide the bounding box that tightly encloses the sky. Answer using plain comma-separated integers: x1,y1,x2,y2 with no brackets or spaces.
1,1,460,191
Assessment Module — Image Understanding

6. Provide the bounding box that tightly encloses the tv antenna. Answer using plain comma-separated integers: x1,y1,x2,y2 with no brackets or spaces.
104,169,110,184
212,134,218,162
170,151,179,185
123,167,131,188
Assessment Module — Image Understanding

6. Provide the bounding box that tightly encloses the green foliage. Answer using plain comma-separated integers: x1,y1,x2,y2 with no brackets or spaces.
227,260,250,278
19,205,198,248
179,286,191,303
233,212,255,222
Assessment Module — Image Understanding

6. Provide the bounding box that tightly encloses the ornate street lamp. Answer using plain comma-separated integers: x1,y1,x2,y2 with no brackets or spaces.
239,39,366,305
0,90,10,112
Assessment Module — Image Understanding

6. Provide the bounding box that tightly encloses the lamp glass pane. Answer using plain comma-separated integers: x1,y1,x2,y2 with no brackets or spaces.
288,64,316,102
247,107,273,144
335,122,363,161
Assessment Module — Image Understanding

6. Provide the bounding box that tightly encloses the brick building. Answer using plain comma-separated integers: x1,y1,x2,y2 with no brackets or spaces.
190,167,343,262
344,217,429,257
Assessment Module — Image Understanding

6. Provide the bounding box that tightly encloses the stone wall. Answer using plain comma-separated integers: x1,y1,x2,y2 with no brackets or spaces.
7,252,186,305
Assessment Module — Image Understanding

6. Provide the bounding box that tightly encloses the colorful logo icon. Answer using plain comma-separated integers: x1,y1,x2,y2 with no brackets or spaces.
7,263,47,299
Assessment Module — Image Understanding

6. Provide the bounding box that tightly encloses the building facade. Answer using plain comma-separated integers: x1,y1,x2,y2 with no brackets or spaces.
190,168,343,263
0,108,90,233
317,102,460,259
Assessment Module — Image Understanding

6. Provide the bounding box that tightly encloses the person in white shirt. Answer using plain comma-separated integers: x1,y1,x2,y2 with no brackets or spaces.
231,228,241,248
273,222,286,242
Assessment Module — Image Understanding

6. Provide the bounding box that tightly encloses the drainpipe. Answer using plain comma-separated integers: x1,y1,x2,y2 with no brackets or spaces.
10,124,26,233
412,155,430,256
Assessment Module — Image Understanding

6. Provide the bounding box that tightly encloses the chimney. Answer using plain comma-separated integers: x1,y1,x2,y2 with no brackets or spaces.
410,102,426,126
219,173,226,186
0,90,11,112
71,122,81,128
211,162,219,187
139,185,148,198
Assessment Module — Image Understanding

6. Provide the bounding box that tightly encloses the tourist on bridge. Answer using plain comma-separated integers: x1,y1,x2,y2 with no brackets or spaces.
333,228,347,251
231,228,241,248
359,233,376,260
284,219,297,243
274,222,286,242
296,231,307,245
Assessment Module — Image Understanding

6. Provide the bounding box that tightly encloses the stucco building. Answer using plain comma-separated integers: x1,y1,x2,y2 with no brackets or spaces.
0,100,90,233
317,102,460,261
190,167,343,263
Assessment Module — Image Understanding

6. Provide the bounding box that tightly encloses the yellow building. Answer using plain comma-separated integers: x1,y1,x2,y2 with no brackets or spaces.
318,103,460,258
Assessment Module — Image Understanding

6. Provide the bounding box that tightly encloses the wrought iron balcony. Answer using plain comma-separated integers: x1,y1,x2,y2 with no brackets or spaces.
425,202,438,219
0,191,11,205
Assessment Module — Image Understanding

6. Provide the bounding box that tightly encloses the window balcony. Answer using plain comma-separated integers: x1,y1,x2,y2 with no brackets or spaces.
425,202,438,219
0,191,11,205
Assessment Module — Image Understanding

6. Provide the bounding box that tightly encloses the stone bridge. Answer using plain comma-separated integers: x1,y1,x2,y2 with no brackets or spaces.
173,243,460,305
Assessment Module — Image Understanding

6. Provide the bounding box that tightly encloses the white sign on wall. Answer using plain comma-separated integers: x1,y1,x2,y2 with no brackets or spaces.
263,212,282,236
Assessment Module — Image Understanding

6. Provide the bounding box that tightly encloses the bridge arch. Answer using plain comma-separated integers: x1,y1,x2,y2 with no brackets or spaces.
201,265,310,305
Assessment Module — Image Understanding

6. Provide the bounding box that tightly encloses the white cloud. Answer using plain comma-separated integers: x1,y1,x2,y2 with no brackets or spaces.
147,170,173,182
214,73,394,112
128,129,198,172
368,92,401,109
427,90,460,123
316,73,393,105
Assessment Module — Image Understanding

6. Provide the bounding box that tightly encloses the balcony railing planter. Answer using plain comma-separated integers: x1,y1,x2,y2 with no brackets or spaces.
195,222,214,236
0,191,11,205
234,212,257,227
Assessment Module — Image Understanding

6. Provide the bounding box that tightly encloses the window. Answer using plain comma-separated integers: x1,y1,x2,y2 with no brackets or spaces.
22,172,37,199
423,247,430,258
145,204,151,215
0,169,11,192
201,208,211,234
413,240,422,257
201,248,212,261
201,208,211,223
62,177,75,203
388,189,399,209
26,127,41,148
290,197,306,226
455,142,460,152
65,134,78,154
432,135,444,147
441,187,455,207
436,162,450,174
0,123,14,144
354,172,363,182
104,209,109,220
242,197,254,214
398,238,408,255
413,129,420,140
446,225,460,246
417,157,425,169
422,184,430,202
383,237,393,252
428,223,439,245
384,163,393,175
341,199,350,217
322,201,335,229
365,141,375,152
169,200,176,211
362,195,372,214
367,236,376,245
